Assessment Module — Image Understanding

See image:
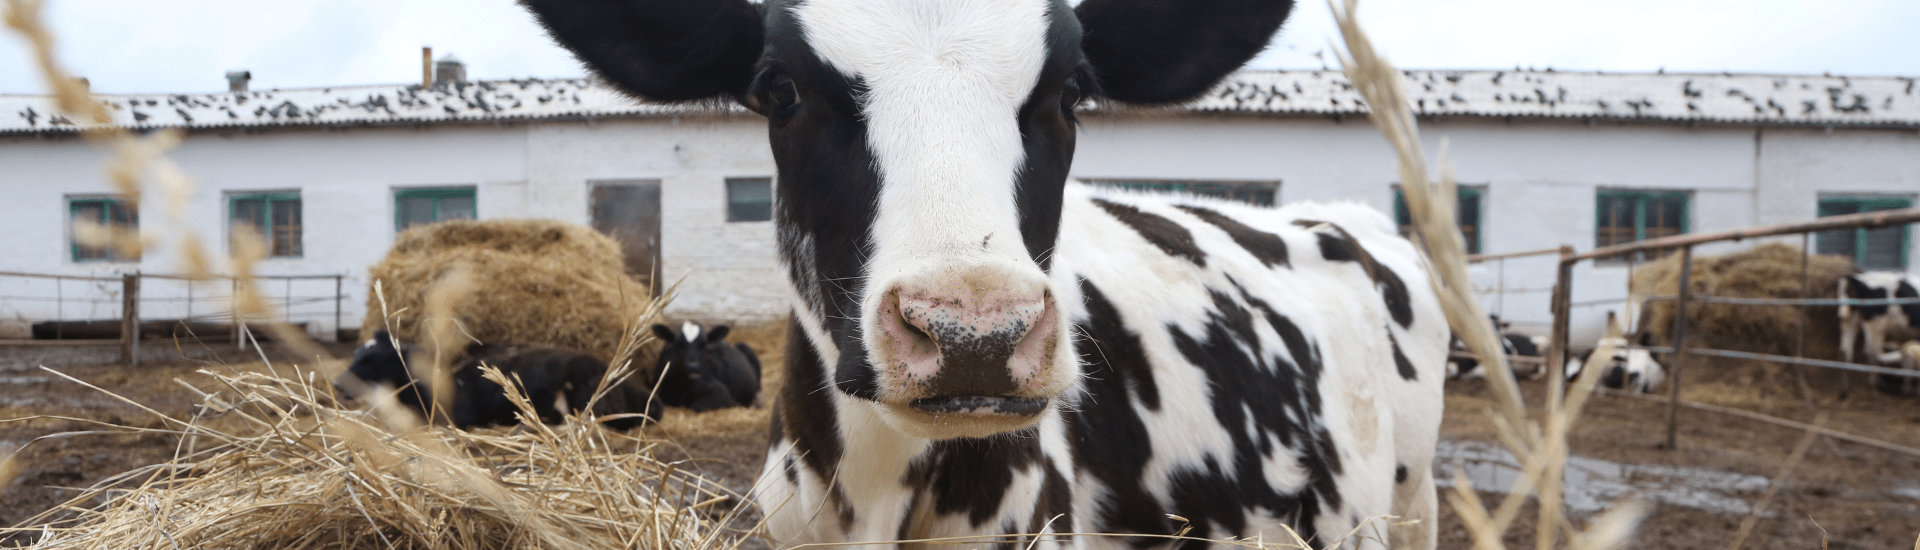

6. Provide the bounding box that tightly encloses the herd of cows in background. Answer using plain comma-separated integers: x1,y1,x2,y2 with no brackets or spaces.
337,322,763,430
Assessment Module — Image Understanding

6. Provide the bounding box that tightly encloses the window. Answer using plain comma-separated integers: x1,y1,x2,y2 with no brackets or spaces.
231,192,302,257
396,187,477,230
1817,196,1912,270
726,177,773,222
69,197,139,262
1394,186,1483,254
1595,190,1689,263
1085,180,1280,206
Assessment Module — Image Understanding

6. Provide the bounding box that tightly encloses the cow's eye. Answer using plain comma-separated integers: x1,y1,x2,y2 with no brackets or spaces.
1060,76,1083,113
769,74,800,112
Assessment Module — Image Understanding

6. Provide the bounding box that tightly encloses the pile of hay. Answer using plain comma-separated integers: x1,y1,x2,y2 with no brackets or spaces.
1631,242,1854,360
361,219,654,364
2,366,752,550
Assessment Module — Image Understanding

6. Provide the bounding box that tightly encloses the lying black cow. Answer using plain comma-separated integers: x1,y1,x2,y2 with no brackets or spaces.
650,322,761,412
337,330,657,430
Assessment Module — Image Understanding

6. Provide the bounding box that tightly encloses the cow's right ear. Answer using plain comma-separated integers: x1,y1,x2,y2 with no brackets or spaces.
652,324,678,343
522,0,764,103
1076,0,1294,104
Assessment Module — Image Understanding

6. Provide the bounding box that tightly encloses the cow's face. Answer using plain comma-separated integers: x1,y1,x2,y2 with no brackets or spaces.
336,330,424,403
527,0,1292,439
653,322,722,387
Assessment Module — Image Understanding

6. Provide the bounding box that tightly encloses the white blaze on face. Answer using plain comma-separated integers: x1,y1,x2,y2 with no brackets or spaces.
682,321,702,344
795,0,1054,279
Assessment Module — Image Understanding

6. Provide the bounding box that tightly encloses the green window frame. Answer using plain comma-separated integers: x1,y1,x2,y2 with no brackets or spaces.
395,187,477,231
69,197,139,262
1816,196,1912,270
1394,186,1483,255
230,192,303,258
1085,180,1281,206
1595,190,1690,264
726,177,774,222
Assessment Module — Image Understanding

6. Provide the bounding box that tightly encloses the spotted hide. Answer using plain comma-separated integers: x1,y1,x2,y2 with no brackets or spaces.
522,0,1445,548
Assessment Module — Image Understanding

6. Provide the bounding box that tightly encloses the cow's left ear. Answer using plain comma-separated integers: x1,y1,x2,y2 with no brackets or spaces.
1075,0,1293,104
522,0,764,102
705,325,731,342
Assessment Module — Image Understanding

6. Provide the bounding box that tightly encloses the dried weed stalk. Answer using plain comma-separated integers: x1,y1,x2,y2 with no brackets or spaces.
1328,1,1649,548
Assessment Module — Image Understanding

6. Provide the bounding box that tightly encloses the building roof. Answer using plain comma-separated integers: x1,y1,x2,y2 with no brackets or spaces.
1193,70,1920,128
3,70,1917,135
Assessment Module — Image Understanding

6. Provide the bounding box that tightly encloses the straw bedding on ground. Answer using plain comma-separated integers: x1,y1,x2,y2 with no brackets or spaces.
2,366,751,550
360,219,654,365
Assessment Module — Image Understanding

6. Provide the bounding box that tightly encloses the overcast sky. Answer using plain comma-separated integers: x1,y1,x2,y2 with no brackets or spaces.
3,0,1916,95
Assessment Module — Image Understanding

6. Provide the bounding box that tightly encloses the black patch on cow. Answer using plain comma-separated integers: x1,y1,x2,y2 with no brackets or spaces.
1900,281,1920,327
775,316,846,491
1011,0,1087,272
1078,281,1162,410
1175,205,1290,268
1396,464,1409,484
1845,275,1893,319
1388,331,1418,381
1294,219,1414,328
904,432,1044,528
1068,281,1172,545
1030,460,1073,540
1093,198,1206,267
1071,278,1340,546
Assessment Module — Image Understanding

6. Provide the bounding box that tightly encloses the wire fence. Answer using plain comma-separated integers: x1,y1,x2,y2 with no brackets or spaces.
0,270,346,365
1546,207,1920,450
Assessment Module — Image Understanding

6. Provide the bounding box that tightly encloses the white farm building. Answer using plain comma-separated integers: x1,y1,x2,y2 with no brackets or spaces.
2,68,1917,344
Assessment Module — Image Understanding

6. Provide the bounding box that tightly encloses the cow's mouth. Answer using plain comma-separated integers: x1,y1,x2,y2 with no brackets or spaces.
909,396,1048,416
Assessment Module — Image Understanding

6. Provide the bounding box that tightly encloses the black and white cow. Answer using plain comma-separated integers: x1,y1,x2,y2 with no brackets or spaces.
337,331,657,430
1838,272,1920,366
1446,316,1542,380
1564,333,1665,393
525,0,1447,548
651,322,763,411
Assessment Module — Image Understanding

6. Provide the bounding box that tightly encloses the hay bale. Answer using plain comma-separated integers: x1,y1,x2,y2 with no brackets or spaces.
1631,242,1855,360
360,219,654,364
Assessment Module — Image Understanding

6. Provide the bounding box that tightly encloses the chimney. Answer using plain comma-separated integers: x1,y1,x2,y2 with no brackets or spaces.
421,46,433,88
225,70,251,92
434,54,466,86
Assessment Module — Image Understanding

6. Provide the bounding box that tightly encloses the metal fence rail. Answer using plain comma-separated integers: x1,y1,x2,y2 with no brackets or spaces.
0,270,347,365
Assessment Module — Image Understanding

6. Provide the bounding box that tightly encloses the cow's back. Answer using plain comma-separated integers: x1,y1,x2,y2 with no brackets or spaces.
1051,184,1447,548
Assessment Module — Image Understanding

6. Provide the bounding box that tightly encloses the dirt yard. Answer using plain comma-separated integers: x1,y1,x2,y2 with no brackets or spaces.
5,326,1920,549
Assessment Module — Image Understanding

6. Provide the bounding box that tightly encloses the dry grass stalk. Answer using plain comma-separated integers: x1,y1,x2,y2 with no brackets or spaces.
1328,0,1648,548
3,354,749,550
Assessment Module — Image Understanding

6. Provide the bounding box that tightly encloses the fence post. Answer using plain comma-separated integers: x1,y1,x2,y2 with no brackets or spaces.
232,278,245,350
334,275,344,343
121,272,141,366
1664,245,1695,450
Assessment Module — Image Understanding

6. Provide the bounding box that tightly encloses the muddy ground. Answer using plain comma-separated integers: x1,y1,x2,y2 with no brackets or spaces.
5,326,1920,549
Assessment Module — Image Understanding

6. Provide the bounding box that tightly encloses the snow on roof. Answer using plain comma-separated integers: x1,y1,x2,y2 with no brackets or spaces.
1190,69,1920,128
0,77,725,134
3,70,1916,135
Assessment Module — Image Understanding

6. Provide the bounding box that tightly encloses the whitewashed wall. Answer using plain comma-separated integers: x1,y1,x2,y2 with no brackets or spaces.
2,112,1916,346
